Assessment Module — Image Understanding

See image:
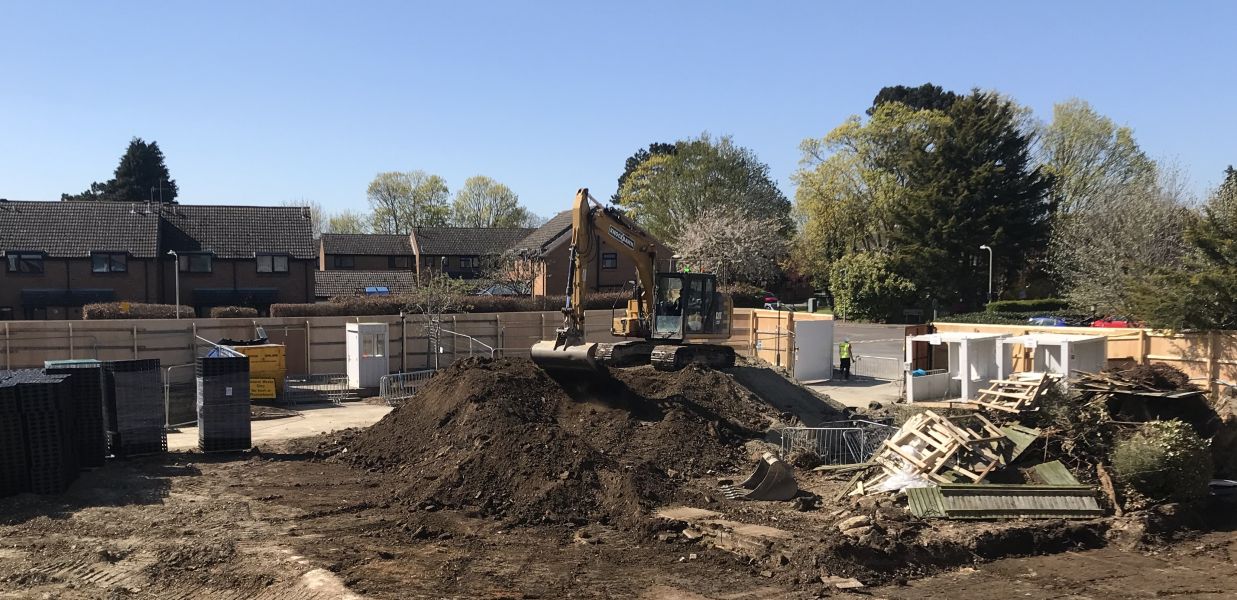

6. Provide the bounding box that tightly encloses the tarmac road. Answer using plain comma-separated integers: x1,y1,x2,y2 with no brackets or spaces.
832,321,909,360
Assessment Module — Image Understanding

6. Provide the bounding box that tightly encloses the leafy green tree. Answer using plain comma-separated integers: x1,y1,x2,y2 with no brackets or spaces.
867,83,958,115
611,142,676,203
828,252,917,322
326,210,371,234
891,91,1054,307
793,102,950,286
1131,167,1237,329
615,134,792,246
450,175,535,228
1040,99,1156,214
796,89,1052,312
367,171,451,234
62,137,179,203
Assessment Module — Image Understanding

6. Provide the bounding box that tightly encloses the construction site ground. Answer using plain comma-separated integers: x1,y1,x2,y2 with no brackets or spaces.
2,359,1234,600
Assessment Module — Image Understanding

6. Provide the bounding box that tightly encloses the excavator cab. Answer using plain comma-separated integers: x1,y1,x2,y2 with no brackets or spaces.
651,272,731,341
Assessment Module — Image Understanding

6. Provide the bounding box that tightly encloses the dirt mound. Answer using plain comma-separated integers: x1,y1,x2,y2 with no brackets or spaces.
1113,363,1195,391
334,357,773,527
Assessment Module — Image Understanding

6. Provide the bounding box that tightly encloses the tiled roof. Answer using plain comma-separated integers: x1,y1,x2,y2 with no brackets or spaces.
0,200,161,258
161,204,317,259
314,270,419,298
321,233,413,256
413,227,535,256
512,210,572,254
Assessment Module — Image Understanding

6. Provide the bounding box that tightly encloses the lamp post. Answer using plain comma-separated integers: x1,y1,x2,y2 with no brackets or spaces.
167,250,180,318
978,244,993,304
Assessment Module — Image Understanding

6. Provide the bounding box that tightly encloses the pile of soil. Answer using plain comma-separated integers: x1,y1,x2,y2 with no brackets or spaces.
331,357,774,527
1114,363,1195,391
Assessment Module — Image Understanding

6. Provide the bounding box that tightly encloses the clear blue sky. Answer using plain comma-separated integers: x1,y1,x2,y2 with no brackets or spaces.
1,1,1233,219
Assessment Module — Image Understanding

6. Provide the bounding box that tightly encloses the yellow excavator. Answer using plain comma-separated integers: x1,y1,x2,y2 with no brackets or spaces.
530,188,737,373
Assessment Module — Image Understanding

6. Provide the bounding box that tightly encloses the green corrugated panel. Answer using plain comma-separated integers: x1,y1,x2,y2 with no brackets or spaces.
1001,423,1041,464
906,484,1102,519
1031,460,1080,485
906,486,946,517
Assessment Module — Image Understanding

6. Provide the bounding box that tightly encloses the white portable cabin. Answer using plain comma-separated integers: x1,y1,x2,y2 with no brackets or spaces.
346,322,390,389
905,332,1007,402
996,333,1107,387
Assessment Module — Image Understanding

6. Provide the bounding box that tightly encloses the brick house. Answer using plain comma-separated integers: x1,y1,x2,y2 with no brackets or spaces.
512,210,668,297
0,200,316,319
319,234,415,271
313,271,419,301
160,204,317,315
411,227,534,279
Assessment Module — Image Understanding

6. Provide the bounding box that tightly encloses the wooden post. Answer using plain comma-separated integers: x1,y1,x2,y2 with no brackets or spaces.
786,311,796,376
1209,330,1221,399
132,326,139,359
1137,329,1148,365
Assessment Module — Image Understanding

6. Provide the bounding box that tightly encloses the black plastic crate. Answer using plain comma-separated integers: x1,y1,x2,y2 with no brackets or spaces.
45,366,107,468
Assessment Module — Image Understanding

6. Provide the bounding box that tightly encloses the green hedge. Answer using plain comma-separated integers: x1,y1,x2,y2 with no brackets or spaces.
270,292,632,318
985,298,1069,313
83,302,195,320
209,306,260,318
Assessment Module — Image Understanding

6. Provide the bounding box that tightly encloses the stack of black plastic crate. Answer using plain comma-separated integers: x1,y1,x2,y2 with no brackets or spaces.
196,355,251,452
102,359,166,457
1,370,77,495
0,373,29,497
44,363,107,469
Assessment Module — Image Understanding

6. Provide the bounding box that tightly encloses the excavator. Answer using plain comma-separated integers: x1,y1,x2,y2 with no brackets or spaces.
530,188,737,374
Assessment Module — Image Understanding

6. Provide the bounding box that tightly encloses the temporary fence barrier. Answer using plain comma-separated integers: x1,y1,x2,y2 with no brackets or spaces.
282,373,353,406
780,420,896,465
378,370,437,406
836,354,906,382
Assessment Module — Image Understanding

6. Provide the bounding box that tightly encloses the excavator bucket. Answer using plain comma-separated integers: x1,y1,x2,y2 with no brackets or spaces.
531,339,602,374
720,452,798,501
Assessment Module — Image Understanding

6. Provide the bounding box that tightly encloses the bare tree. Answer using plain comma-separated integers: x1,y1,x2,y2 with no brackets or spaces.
1049,165,1194,314
282,199,325,238
405,272,469,368
480,251,540,295
675,208,788,285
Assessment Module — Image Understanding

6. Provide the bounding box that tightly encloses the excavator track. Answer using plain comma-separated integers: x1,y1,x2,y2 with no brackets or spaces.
595,341,657,367
650,344,736,372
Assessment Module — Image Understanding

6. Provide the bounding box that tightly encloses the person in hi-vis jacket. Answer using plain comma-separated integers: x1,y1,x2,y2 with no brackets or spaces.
838,339,852,380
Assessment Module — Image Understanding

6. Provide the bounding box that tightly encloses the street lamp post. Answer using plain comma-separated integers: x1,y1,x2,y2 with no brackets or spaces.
978,244,994,304
167,250,180,318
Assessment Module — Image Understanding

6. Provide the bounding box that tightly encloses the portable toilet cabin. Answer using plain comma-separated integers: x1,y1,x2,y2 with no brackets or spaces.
346,322,389,390
996,333,1108,388
905,332,1006,402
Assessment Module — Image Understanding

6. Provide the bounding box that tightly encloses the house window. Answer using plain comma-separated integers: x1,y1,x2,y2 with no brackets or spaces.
5,252,44,274
459,256,480,269
333,255,355,269
601,252,618,269
178,253,213,273
257,254,289,273
389,256,412,269
423,255,439,268
91,252,128,273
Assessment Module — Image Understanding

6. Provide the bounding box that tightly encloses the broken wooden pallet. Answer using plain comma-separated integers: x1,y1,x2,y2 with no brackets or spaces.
971,372,1049,413
857,410,1010,493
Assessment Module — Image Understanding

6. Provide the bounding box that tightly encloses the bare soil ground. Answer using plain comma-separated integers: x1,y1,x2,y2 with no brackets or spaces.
2,358,1234,599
